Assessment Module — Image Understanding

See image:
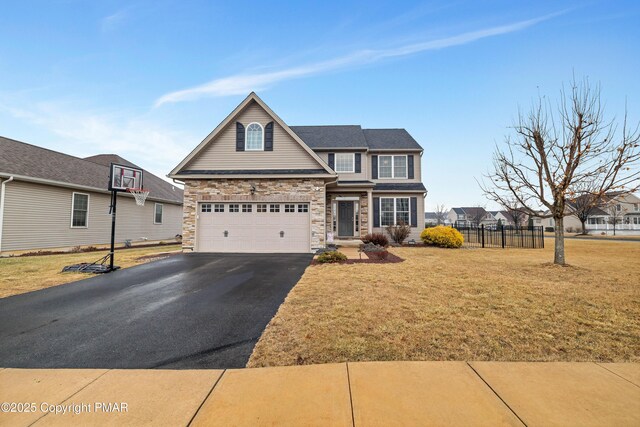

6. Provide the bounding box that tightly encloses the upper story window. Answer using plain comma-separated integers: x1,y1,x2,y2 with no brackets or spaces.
246,123,264,151
335,153,355,173
378,155,407,179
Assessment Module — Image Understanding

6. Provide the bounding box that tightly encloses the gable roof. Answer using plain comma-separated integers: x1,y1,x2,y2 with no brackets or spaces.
0,136,183,204
289,126,423,151
170,92,335,177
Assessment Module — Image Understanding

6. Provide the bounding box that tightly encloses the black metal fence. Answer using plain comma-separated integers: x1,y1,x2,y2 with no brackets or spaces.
453,224,545,249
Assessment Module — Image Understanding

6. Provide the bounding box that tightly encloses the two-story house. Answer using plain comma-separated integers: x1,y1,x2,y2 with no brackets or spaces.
169,92,426,253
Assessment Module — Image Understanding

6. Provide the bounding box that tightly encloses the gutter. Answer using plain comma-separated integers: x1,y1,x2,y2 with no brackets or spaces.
0,176,15,252
0,172,182,205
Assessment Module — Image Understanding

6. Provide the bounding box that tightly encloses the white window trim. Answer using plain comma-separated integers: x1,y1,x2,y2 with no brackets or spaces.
379,197,411,226
245,122,264,151
378,155,408,179
154,203,163,225
334,153,355,173
70,192,90,229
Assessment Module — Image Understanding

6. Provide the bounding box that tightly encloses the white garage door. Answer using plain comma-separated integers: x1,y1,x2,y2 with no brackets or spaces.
196,202,311,253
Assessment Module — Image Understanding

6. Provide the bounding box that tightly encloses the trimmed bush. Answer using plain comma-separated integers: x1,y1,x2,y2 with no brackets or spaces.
362,232,389,247
420,226,464,248
361,242,389,259
316,251,348,263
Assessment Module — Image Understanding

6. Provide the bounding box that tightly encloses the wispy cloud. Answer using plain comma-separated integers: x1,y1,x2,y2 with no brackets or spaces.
101,7,131,32
0,101,193,183
155,13,562,107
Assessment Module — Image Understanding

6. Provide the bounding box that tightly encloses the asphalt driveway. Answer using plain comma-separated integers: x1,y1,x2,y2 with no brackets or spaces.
0,253,312,369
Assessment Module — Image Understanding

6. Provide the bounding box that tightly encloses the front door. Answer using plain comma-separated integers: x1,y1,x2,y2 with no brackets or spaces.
338,201,354,236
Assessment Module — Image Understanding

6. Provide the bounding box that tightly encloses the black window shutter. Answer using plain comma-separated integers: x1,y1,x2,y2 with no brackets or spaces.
408,155,414,179
372,155,378,179
236,122,245,151
373,197,380,227
355,153,361,173
328,153,335,170
410,197,418,228
264,122,274,151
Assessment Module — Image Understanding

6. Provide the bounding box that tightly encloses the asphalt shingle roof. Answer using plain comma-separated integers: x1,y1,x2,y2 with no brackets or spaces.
373,183,426,192
290,125,422,150
0,136,183,204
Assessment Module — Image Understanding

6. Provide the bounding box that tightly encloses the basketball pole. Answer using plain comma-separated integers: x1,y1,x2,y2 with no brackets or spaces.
109,190,117,271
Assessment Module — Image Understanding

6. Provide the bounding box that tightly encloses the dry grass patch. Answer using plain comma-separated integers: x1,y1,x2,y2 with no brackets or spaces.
248,239,640,367
0,245,181,298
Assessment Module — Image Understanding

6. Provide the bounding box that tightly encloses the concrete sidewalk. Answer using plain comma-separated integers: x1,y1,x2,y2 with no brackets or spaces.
1,362,638,426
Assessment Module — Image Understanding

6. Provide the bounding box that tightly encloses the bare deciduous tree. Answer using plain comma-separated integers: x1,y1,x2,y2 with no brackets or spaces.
568,183,605,235
501,198,527,227
482,79,640,265
434,204,448,225
606,199,627,236
468,205,488,226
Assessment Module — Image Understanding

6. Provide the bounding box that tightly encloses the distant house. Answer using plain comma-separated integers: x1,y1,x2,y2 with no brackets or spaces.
424,212,439,226
0,136,183,253
488,210,521,226
530,192,640,234
447,207,496,227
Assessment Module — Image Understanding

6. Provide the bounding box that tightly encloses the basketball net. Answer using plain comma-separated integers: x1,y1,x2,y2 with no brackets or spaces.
126,188,150,206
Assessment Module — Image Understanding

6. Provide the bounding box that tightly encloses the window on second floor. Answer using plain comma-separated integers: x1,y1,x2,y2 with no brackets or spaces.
334,153,355,173
246,122,264,151
378,155,407,179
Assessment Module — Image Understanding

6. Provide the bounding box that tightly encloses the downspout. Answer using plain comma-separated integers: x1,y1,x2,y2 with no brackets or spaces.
0,176,15,253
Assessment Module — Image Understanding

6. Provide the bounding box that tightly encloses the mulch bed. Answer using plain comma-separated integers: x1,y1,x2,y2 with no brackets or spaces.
311,251,404,265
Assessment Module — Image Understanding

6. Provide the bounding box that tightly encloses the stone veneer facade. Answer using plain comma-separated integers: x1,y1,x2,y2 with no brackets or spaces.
325,192,370,239
182,178,326,251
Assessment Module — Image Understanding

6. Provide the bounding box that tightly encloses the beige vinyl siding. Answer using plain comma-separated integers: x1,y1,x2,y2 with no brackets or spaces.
185,101,321,171
369,153,422,183
316,152,368,181
0,180,182,252
372,193,425,241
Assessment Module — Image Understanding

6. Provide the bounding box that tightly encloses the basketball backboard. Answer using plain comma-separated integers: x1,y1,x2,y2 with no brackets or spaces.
109,163,143,191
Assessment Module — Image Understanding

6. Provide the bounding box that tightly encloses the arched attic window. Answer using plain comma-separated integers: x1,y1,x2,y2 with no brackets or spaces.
245,122,264,150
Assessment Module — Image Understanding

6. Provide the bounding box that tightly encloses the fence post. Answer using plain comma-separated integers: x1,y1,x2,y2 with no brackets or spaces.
531,225,535,248
501,225,505,248
541,226,544,249
481,224,485,248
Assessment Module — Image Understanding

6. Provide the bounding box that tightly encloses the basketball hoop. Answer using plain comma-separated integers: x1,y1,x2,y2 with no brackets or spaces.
127,188,150,206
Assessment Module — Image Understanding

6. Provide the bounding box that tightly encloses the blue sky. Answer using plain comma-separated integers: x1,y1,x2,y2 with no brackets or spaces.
1,0,639,211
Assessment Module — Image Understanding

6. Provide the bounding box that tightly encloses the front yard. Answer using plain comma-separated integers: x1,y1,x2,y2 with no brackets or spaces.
248,239,640,367
0,245,181,298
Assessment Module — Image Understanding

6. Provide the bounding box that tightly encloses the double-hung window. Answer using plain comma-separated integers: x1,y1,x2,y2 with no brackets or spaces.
378,155,407,178
380,197,410,226
71,193,89,228
335,153,354,173
154,203,163,224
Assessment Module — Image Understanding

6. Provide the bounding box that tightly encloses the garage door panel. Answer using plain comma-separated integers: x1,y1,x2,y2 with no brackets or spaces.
196,203,310,253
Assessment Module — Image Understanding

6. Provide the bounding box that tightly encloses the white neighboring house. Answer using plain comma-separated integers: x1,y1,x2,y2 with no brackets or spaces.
424,212,439,226
530,192,640,235
0,136,184,253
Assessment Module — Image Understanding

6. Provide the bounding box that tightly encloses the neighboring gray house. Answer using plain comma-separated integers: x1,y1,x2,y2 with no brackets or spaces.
447,207,496,227
169,92,427,253
0,137,183,252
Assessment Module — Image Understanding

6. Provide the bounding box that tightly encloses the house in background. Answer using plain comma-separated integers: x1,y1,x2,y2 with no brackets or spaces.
169,92,427,253
530,192,640,234
488,210,521,226
424,212,439,226
0,136,183,253
447,207,496,227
